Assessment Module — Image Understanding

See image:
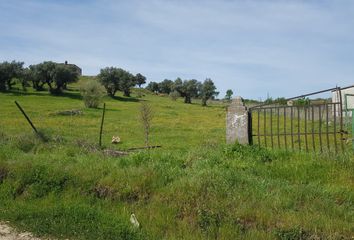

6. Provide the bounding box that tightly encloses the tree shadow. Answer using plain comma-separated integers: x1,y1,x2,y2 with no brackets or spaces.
4,90,48,97
111,95,142,102
4,89,82,100
51,91,82,100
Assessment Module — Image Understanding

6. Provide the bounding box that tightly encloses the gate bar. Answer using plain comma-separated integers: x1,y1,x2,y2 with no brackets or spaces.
284,107,287,150
264,109,267,147
326,104,330,151
270,108,274,148
291,106,294,150
338,87,344,151
305,107,308,152
319,105,323,152
312,105,315,151
334,103,337,153
277,108,280,148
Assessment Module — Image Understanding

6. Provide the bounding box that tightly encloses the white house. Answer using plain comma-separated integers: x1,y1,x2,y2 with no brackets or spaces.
332,85,354,117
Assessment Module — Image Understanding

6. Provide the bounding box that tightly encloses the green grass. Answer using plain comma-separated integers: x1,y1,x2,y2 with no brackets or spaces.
0,80,353,239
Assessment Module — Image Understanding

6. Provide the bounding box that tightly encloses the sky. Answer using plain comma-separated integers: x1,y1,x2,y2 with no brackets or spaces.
1,0,354,99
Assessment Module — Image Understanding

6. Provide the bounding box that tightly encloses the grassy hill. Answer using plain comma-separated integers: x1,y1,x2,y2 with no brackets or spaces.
0,79,353,239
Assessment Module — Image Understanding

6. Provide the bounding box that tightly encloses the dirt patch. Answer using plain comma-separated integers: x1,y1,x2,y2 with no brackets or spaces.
0,222,56,240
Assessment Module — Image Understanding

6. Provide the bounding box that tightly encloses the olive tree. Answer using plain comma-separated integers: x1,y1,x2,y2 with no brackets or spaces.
98,67,135,97
146,81,159,93
135,73,146,88
174,78,200,104
200,78,218,106
0,61,24,91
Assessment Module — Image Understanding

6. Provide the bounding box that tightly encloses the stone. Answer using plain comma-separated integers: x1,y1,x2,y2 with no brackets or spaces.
226,96,250,144
130,213,140,228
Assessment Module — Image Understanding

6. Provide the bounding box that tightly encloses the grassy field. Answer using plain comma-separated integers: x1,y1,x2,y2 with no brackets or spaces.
0,79,353,239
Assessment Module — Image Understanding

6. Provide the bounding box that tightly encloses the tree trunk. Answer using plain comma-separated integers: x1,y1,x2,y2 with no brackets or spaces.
184,96,191,104
202,98,207,106
123,89,130,97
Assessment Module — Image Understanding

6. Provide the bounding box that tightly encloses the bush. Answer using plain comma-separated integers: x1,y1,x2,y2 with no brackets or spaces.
80,80,105,108
169,91,180,101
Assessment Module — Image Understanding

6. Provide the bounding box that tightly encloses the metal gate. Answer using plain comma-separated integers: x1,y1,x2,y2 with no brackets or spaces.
248,87,351,153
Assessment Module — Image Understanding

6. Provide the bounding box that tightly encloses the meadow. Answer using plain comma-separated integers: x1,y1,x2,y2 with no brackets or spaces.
0,78,353,239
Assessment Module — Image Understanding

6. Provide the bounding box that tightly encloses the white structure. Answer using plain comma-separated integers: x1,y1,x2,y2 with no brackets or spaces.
332,85,354,117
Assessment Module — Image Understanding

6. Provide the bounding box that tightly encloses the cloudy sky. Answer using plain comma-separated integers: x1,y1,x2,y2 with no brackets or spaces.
1,0,354,99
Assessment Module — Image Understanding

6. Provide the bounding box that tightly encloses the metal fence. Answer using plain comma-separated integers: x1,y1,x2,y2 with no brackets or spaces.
249,87,350,153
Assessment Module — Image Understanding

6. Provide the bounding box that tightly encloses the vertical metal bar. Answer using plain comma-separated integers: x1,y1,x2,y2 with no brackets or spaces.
334,103,337,153
277,108,280,148
99,103,106,147
297,106,301,150
264,108,267,147
257,109,260,146
338,87,344,151
352,109,354,150
284,107,287,150
326,104,330,151
305,107,308,152
319,105,323,152
312,105,315,151
270,108,274,149
291,106,294,150
248,110,253,145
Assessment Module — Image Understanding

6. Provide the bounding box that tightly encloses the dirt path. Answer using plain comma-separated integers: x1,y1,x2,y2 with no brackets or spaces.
0,222,46,240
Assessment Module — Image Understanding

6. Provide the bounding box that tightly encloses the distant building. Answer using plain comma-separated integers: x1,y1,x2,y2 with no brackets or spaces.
62,61,82,76
332,85,354,117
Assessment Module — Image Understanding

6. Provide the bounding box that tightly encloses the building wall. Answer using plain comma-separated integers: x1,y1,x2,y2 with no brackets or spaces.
332,87,354,117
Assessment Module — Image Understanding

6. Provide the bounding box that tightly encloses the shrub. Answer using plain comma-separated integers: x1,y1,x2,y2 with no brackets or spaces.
80,80,105,108
169,91,180,101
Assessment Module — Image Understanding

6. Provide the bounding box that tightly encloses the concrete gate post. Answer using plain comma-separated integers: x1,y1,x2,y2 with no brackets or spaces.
226,96,250,145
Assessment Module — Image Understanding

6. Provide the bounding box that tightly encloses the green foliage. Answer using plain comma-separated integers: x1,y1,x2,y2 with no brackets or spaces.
51,64,79,93
27,61,79,93
135,73,146,88
294,97,311,106
174,78,200,104
275,227,311,240
79,79,105,108
147,78,219,106
169,90,180,101
146,81,159,93
158,79,174,94
98,67,136,97
0,60,24,91
224,89,233,100
200,78,218,106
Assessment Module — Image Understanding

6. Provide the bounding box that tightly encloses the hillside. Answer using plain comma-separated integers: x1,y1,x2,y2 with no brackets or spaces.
0,80,353,240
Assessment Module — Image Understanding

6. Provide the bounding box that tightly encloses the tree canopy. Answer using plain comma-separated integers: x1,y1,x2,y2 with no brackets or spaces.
200,78,219,106
135,73,146,88
0,61,24,91
145,77,219,105
26,61,79,93
98,67,136,97
225,89,233,100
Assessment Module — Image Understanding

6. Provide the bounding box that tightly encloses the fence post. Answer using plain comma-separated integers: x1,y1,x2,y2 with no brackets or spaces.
226,96,250,145
99,103,106,148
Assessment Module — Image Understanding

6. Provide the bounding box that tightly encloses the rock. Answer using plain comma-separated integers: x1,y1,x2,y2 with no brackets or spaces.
111,136,121,144
130,213,140,228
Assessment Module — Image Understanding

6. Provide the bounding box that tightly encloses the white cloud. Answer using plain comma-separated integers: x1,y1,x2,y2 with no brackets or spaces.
1,0,354,98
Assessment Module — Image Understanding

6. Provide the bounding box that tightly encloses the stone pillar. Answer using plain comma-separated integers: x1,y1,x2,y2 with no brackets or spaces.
226,96,250,144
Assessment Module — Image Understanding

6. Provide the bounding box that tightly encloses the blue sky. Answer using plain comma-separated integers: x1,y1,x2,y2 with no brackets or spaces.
1,0,354,99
